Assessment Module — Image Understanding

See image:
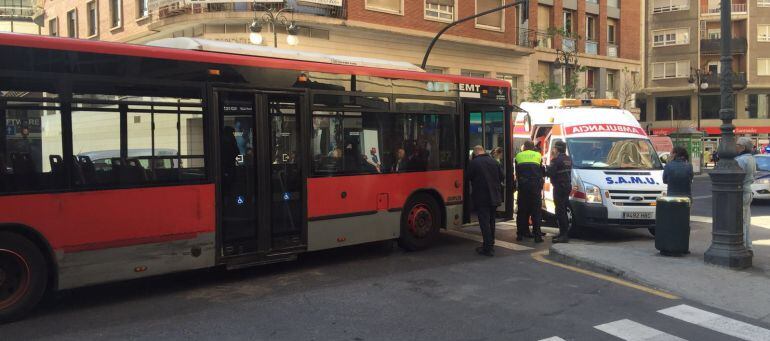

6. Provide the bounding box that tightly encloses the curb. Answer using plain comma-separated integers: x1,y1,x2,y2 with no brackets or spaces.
547,246,677,296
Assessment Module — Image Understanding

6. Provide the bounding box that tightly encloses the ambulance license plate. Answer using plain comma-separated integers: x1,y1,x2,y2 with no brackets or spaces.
624,212,653,220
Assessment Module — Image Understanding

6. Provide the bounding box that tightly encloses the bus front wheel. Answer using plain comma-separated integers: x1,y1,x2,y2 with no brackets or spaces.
398,194,440,251
0,232,47,323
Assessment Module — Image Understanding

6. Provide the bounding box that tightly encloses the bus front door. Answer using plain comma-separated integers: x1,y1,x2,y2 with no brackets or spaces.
217,90,304,257
463,104,513,223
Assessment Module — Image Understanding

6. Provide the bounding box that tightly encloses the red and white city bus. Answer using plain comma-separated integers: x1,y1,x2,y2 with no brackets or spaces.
0,33,513,320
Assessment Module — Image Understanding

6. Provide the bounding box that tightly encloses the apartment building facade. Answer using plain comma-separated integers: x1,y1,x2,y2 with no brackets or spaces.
37,0,641,105
644,0,770,146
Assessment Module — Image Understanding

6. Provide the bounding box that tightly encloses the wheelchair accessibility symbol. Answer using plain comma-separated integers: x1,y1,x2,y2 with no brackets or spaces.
283,192,291,201
236,195,245,205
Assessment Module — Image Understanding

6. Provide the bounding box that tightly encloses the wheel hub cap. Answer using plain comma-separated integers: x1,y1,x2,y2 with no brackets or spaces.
0,249,30,310
407,205,433,238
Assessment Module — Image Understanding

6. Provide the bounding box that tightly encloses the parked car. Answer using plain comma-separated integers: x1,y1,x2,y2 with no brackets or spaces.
752,155,770,200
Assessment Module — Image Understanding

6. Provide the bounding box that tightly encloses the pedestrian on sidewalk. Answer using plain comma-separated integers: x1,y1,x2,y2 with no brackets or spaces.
468,145,504,257
515,141,545,243
662,146,694,198
736,137,757,253
547,140,573,243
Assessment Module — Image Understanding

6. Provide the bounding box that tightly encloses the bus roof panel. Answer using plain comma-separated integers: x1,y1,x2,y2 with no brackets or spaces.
0,33,510,88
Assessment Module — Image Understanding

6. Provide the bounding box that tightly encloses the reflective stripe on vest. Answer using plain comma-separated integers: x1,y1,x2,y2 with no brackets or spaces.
515,150,541,165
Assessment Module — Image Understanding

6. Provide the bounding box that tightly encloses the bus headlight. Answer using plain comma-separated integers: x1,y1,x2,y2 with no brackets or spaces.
584,182,603,204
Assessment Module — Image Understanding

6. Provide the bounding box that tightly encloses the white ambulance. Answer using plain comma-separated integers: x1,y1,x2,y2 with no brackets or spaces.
515,99,665,235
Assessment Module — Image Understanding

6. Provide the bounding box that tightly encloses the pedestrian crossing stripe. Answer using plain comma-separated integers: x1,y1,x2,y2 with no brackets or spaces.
537,337,566,341
659,304,770,341
594,319,686,341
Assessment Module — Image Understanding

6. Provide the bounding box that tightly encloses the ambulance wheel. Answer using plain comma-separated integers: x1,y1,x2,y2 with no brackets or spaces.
648,228,656,236
399,194,440,251
0,232,48,323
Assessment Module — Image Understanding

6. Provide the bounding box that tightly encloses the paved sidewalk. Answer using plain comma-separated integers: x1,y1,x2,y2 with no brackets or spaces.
549,220,770,323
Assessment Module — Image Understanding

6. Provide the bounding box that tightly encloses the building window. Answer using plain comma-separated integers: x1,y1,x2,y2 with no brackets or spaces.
608,19,617,44
66,10,77,38
652,28,689,47
425,66,446,74
607,72,617,91
138,0,149,18
586,15,597,41
425,0,455,22
759,25,770,42
365,0,403,15
48,18,58,36
461,69,489,78
608,0,619,7
110,0,122,28
760,0,770,7
655,96,691,121
563,10,575,35
759,58,770,76
87,1,98,37
586,0,598,3
496,73,519,103
475,0,504,31
748,94,770,119
652,0,689,13
652,60,690,79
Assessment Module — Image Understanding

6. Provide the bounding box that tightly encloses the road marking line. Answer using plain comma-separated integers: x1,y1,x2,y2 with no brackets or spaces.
530,251,679,300
594,319,687,341
658,304,770,340
442,229,533,251
538,337,567,341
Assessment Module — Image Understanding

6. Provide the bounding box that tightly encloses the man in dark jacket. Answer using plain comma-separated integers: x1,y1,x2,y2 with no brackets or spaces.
547,140,573,243
467,145,504,256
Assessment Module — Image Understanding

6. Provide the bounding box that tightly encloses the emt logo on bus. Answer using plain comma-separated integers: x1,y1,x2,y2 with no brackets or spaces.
566,124,646,136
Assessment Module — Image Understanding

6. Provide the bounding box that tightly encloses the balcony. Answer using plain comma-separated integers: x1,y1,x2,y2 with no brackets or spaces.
702,72,747,91
517,29,554,49
158,0,346,20
585,41,598,55
701,2,747,15
562,38,576,53
608,44,618,57
700,37,747,54
0,5,35,18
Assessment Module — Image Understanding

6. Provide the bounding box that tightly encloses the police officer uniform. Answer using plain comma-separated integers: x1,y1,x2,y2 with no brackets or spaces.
548,141,573,243
515,148,545,243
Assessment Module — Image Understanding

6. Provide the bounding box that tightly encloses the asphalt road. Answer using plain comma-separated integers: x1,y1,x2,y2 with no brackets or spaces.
691,173,770,218
1,231,768,340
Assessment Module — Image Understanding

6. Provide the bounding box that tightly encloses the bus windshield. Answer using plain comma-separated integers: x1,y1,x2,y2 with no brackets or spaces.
566,137,663,170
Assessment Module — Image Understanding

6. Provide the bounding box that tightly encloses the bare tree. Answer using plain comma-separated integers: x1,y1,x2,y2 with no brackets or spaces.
618,67,642,110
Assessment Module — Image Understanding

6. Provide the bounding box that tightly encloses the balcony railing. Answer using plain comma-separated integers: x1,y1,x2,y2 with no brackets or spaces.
516,28,554,49
702,3,747,14
158,0,346,20
562,38,576,53
608,44,618,57
703,72,747,91
700,37,747,54
0,6,35,18
585,41,598,55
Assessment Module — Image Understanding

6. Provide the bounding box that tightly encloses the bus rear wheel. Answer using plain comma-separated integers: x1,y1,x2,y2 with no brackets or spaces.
0,232,47,323
398,194,440,251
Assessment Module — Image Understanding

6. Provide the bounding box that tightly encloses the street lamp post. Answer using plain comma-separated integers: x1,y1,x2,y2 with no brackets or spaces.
704,0,752,269
249,2,300,48
553,48,580,98
688,68,709,131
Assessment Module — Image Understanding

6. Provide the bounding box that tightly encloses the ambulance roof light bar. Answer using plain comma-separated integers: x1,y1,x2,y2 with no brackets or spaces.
545,98,621,109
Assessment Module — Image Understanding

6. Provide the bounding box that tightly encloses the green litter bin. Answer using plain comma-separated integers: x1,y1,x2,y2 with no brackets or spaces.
655,196,691,256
